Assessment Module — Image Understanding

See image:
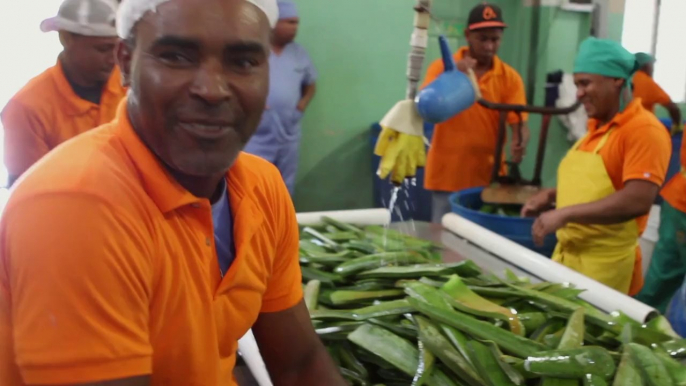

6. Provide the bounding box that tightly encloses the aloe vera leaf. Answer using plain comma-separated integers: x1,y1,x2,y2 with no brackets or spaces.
466,340,517,386
659,338,686,359
628,342,674,386
368,318,418,340
646,315,681,340
339,367,370,386
301,266,343,284
319,289,405,306
322,231,359,242
414,315,483,386
440,325,473,367
524,347,616,379
429,368,461,386
411,339,435,386
334,252,428,276
310,299,414,321
440,275,524,336
612,345,643,386
299,239,329,255
518,312,548,333
582,375,607,386
653,348,686,385
303,226,342,249
407,296,546,358
339,343,370,380
403,281,453,311
322,216,365,235
358,261,482,279
348,324,418,377
541,308,586,385
304,280,321,311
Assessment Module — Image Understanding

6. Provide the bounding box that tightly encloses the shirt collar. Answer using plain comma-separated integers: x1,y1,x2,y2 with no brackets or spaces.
114,99,258,214
587,98,642,134
52,59,124,116
456,46,504,76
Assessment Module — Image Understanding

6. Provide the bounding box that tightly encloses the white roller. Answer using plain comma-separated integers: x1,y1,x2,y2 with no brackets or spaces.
442,213,658,323
296,209,391,226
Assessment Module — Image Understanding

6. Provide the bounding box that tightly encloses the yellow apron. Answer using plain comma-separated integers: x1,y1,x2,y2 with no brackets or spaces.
552,129,640,295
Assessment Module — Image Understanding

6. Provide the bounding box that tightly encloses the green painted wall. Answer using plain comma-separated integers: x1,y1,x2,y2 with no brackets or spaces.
292,0,626,211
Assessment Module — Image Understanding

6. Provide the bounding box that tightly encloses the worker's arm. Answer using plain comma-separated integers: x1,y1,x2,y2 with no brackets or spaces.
1,100,51,186
253,301,345,385
297,82,316,112
509,121,530,163
253,174,344,385
560,179,657,224
521,188,557,217
663,101,682,133
4,194,153,385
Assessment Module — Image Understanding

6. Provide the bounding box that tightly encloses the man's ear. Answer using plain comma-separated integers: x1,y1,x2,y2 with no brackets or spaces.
116,39,133,87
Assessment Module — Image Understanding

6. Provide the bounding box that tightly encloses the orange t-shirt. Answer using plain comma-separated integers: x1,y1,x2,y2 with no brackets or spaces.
661,133,686,212
1,60,127,179
577,99,672,235
632,70,671,113
422,47,528,192
0,101,303,385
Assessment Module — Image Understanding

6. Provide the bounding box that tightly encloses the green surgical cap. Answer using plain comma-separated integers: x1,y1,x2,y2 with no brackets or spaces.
573,37,638,80
635,52,656,67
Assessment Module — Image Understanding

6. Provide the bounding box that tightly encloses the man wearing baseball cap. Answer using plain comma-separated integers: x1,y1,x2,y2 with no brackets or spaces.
422,2,530,222
1,0,126,186
0,0,345,385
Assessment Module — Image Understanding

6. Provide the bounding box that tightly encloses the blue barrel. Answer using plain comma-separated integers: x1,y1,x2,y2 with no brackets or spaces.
370,123,434,222
450,187,557,257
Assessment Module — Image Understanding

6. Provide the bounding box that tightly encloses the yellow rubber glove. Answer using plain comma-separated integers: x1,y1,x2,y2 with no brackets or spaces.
374,100,427,185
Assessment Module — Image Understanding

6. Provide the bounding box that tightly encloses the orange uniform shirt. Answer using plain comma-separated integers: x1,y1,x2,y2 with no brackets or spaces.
661,132,686,212
422,47,528,192
1,60,126,178
632,70,671,113
578,99,671,235
0,101,303,385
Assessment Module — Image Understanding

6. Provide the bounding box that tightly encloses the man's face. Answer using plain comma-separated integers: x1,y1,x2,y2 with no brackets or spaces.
63,33,117,84
465,28,503,63
574,73,623,119
273,17,299,45
117,0,271,178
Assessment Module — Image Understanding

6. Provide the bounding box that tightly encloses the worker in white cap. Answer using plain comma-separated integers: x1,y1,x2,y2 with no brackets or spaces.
1,0,126,186
244,0,318,196
0,0,345,385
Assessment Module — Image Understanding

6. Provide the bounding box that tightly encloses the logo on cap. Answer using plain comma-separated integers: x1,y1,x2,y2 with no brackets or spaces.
483,6,498,20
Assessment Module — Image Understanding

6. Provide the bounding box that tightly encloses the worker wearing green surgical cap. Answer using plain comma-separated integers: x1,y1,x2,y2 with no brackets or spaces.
632,52,682,132
523,37,672,296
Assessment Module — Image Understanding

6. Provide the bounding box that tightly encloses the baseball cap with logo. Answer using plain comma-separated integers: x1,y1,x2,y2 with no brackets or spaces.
467,2,507,31
40,0,118,37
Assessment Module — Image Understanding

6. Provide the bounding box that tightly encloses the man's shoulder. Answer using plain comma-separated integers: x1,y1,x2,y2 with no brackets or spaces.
621,106,671,146
8,124,146,212
496,59,524,84
231,152,292,209
5,66,60,114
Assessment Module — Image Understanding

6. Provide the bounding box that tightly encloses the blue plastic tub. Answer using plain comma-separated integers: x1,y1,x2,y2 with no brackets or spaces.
450,187,557,257
370,123,434,222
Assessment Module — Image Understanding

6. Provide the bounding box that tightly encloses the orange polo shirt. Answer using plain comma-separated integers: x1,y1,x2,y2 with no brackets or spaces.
0,100,303,385
1,60,126,179
577,99,671,235
661,132,686,213
421,47,528,192
632,70,671,113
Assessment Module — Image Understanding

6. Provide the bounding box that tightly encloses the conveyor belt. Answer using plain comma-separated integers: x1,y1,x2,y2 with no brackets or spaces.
391,221,542,282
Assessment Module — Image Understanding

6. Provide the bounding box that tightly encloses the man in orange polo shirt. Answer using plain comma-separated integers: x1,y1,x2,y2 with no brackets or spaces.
1,0,126,186
632,52,681,132
422,3,529,222
0,0,345,385
523,38,671,295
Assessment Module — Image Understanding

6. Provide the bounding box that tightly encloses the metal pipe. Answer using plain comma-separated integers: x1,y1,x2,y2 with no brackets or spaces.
406,0,433,100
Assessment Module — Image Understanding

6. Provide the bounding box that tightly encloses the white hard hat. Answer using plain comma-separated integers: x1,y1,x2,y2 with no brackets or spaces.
41,0,118,37
116,0,279,40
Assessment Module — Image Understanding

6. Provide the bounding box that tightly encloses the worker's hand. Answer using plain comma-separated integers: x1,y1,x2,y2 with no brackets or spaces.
375,126,426,185
532,209,568,247
455,56,477,74
510,124,530,163
521,188,556,217
672,122,683,136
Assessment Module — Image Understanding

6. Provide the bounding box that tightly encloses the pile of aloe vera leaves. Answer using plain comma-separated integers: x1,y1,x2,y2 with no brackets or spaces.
300,217,686,386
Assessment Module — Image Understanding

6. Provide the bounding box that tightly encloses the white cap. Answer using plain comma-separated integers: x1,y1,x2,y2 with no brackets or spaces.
117,0,279,40
41,0,118,37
